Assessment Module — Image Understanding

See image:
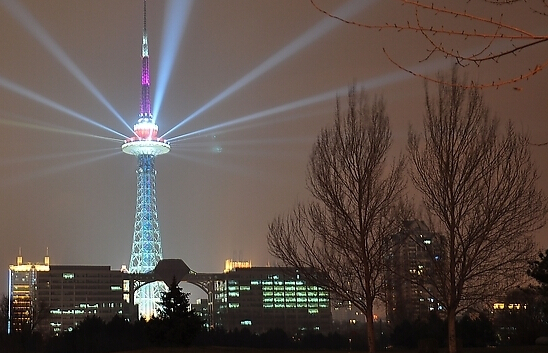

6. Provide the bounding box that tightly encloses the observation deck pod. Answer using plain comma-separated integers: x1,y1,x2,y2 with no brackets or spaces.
122,117,170,156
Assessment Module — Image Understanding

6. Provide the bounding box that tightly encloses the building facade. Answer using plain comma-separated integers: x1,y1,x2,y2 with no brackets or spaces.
8,255,50,333
8,257,333,336
209,261,332,334
385,220,444,325
9,256,134,335
34,265,133,335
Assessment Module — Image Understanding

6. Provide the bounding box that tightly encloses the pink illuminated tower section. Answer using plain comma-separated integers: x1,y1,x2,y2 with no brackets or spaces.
140,4,151,119
121,0,169,319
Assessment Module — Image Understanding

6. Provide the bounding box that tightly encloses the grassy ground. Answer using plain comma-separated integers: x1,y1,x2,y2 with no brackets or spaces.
118,345,547,353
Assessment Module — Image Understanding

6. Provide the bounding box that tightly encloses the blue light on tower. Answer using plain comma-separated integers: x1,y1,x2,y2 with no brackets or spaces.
121,0,169,319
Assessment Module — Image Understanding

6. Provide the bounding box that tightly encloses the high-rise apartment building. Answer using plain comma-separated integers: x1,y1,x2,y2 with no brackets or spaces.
385,220,444,325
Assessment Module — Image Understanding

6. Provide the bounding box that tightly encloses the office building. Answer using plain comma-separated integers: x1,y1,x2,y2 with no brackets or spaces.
9,255,133,335
34,265,132,335
209,260,332,334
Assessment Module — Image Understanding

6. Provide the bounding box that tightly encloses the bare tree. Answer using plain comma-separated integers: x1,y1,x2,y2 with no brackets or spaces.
407,69,547,353
268,87,405,353
311,0,548,88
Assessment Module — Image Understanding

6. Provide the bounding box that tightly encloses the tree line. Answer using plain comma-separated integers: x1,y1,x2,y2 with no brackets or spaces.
268,68,548,353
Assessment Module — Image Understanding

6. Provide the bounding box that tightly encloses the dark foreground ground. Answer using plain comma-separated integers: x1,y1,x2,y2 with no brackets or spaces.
118,346,547,353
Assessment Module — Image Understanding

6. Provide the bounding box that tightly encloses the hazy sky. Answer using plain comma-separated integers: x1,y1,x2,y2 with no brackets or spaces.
0,0,546,300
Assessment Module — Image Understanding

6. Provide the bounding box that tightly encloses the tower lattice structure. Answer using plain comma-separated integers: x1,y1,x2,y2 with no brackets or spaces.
121,0,170,319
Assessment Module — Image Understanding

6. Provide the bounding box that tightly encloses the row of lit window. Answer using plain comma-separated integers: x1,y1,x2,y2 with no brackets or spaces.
263,303,329,309
263,291,328,297
249,280,307,286
264,297,329,303
228,285,251,291
493,303,525,310
262,285,317,291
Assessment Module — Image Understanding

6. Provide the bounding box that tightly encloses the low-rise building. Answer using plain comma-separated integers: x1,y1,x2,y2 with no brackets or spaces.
210,260,332,334
9,255,133,335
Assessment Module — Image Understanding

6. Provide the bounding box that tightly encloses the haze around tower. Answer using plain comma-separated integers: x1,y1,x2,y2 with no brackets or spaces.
0,1,545,302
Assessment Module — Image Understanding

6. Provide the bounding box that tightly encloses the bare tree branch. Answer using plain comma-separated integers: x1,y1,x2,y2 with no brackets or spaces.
310,0,548,88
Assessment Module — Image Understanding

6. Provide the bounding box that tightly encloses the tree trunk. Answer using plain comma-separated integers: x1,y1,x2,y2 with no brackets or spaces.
447,307,458,353
365,305,376,353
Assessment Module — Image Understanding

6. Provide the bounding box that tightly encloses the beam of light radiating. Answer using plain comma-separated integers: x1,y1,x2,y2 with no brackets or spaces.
1,0,132,134
168,111,316,144
161,0,378,138
0,115,122,143
168,56,452,143
0,76,128,139
168,94,335,142
1,150,121,187
153,0,194,121
171,136,312,150
0,147,118,165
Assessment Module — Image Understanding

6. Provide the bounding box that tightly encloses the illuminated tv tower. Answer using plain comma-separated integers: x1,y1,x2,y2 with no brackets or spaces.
122,0,170,319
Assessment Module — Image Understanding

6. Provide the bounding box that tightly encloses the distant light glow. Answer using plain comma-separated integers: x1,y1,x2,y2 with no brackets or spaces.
153,0,194,120
1,0,133,134
162,0,376,138
0,76,127,139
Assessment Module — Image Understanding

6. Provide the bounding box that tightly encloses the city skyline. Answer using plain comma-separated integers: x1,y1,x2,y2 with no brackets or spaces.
0,0,546,302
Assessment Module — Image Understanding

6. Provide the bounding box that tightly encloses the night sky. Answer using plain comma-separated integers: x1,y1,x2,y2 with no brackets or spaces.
0,0,546,301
